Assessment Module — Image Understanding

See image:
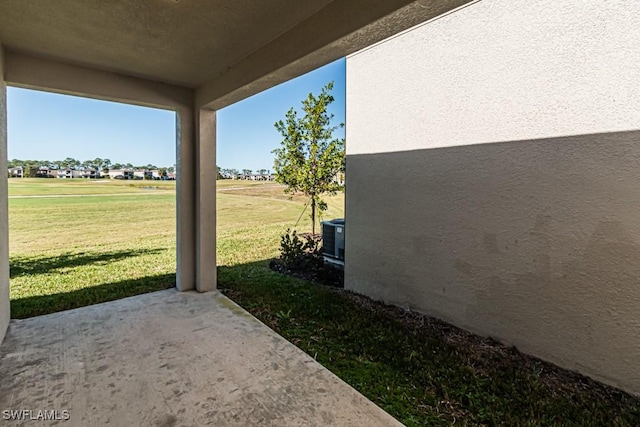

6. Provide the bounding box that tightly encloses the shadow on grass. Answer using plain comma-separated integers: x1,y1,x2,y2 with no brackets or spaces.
11,273,175,319
10,248,166,278
217,259,640,427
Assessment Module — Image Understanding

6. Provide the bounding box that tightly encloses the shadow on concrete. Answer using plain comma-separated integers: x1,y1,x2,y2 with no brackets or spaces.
10,248,165,278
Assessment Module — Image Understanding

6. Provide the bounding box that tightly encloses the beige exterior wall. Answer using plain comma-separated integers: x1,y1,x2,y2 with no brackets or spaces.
0,43,9,343
346,0,640,395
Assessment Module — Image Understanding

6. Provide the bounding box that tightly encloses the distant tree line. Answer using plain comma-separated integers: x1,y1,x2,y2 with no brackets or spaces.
217,166,271,179
8,157,176,175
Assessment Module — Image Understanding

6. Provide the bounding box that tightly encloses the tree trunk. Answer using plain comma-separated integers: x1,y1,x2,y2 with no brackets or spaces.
311,197,316,235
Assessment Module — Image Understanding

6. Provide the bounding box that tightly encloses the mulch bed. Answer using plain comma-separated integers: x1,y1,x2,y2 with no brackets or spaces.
269,257,344,288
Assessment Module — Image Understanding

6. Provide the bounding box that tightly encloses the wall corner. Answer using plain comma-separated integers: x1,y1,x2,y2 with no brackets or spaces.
0,42,10,345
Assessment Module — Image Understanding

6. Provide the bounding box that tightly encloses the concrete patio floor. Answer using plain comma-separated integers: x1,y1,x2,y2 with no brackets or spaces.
0,289,401,426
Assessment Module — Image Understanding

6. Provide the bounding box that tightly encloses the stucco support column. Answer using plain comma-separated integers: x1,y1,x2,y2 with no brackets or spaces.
0,44,9,343
195,108,216,292
176,106,196,291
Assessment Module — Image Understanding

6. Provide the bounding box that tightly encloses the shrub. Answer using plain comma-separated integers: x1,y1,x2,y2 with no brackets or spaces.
279,229,322,270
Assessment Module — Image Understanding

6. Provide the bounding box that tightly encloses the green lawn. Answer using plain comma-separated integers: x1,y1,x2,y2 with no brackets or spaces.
9,181,177,317
8,178,640,426
9,178,342,317
9,177,175,196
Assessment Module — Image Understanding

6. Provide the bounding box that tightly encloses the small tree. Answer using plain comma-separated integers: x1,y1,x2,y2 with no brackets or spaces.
24,164,39,178
272,82,345,235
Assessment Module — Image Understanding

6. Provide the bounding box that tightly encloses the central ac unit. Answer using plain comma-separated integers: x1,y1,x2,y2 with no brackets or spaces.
321,218,345,261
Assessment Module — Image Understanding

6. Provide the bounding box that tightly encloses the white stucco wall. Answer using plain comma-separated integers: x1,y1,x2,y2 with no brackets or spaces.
0,44,9,344
346,0,640,394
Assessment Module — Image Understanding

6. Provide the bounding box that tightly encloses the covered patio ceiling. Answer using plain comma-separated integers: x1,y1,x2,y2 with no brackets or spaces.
0,0,470,109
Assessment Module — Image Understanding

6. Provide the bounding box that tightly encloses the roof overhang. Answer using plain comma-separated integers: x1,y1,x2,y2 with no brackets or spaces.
0,0,472,109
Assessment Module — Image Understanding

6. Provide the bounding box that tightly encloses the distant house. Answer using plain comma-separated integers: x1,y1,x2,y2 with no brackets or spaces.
107,169,134,180
81,167,98,179
133,170,153,180
8,166,23,178
57,168,82,179
236,173,275,181
36,167,56,178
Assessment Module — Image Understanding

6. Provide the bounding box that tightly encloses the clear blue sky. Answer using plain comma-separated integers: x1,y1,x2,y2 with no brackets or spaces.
6,58,345,171
217,58,345,172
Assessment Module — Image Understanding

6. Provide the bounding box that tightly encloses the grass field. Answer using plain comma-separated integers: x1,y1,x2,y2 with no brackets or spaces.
8,178,343,317
8,178,640,425
9,177,176,196
9,179,176,317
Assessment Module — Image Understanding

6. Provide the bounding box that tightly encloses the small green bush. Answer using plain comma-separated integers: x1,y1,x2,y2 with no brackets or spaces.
279,229,322,270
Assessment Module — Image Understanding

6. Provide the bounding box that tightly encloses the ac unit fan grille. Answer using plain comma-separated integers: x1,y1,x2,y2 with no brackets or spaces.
323,223,336,257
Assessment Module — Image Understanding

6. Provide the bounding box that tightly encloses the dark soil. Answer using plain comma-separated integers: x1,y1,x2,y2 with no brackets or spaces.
269,257,344,287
